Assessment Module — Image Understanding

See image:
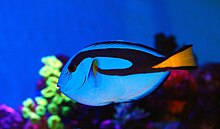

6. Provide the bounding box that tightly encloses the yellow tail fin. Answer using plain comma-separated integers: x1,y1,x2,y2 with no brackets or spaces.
152,45,196,69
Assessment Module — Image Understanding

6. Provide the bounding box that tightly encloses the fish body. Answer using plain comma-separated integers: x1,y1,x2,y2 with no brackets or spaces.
58,41,196,106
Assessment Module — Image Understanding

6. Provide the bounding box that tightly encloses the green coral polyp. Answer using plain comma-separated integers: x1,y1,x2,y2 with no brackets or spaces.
47,83,59,89
21,55,77,128
52,94,63,105
60,93,72,102
35,105,46,116
35,97,48,106
41,87,57,98
23,98,34,108
39,56,62,78
39,65,54,78
48,103,58,115
46,76,59,86
61,106,70,116
47,115,63,129
51,69,61,77
29,112,41,124
22,107,32,118
41,56,62,69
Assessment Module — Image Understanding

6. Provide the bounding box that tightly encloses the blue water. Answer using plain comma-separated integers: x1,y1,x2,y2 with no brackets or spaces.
0,0,220,108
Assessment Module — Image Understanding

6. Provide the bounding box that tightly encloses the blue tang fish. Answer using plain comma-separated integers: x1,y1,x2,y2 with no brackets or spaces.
58,41,196,106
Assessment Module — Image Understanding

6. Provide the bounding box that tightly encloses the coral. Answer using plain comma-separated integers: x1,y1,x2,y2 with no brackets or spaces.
3,41,219,128
21,55,76,128
0,104,24,129
114,103,149,124
189,63,220,128
52,94,63,105
47,115,63,129
36,78,47,90
61,106,70,116
167,100,187,115
20,54,214,129
47,103,58,115
23,98,35,109
35,105,46,116
143,70,197,129
39,56,62,78
154,33,178,56
35,97,48,106
100,103,149,129
162,70,197,116
41,87,57,98
100,119,120,129
21,106,32,119
29,112,41,124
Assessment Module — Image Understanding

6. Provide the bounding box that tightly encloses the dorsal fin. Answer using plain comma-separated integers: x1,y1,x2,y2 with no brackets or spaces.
82,41,165,58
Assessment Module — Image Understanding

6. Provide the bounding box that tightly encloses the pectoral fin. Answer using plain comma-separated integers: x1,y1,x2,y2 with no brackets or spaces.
92,59,98,77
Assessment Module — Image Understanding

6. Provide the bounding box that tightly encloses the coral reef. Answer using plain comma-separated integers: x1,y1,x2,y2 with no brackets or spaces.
0,104,24,129
154,33,178,56
100,103,149,129
1,55,220,129
0,35,220,128
189,63,220,129
21,55,76,129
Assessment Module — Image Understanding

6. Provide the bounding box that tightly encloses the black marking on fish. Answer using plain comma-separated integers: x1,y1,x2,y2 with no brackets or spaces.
77,76,87,91
68,48,165,76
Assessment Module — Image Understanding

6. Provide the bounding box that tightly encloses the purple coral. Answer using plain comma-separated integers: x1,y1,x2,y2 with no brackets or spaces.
100,103,149,129
56,55,69,68
114,103,149,123
0,104,24,129
100,119,120,129
190,63,220,128
36,78,46,90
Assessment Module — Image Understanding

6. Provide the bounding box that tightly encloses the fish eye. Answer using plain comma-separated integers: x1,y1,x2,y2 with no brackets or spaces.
68,64,77,72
